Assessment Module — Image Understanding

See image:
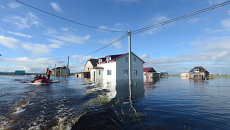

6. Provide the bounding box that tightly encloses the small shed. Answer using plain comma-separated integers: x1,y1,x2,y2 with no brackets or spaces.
15,70,25,75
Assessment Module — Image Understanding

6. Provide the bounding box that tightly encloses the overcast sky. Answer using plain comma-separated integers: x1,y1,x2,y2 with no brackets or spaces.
0,0,230,74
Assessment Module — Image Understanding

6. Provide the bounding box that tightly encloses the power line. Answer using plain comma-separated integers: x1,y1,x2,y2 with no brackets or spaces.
15,0,126,33
85,33,128,56
133,1,230,34
72,33,128,59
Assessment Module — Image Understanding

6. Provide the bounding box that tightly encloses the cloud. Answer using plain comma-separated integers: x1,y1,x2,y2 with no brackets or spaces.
187,18,200,24
205,17,230,33
0,35,20,48
46,28,91,44
8,2,20,8
0,57,64,72
0,35,63,56
7,31,32,38
50,2,62,12
3,12,41,29
61,27,69,32
22,43,51,56
54,34,91,44
140,36,230,74
47,39,65,48
220,18,230,29
98,39,123,49
145,15,170,35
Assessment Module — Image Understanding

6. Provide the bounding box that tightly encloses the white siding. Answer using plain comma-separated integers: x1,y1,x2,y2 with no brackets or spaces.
98,62,116,80
84,61,93,72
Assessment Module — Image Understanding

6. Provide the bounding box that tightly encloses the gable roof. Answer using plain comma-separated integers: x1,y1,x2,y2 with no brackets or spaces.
189,66,209,73
84,59,98,68
144,67,156,72
98,52,145,64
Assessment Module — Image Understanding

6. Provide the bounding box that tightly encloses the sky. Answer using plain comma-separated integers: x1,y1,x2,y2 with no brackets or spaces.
0,0,230,74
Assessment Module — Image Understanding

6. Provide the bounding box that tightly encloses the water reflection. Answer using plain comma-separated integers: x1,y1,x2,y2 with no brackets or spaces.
89,79,144,101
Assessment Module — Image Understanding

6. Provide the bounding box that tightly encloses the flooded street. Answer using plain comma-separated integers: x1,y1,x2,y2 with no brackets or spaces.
0,75,230,129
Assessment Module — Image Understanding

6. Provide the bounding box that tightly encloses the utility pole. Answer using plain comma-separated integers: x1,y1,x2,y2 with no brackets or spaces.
128,31,132,97
54,64,56,77
66,56,70,77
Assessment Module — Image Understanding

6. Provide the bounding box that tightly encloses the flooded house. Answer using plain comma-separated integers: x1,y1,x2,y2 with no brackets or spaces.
52,66,70,77
189,66,209,80
75,59,98,78
90,52,145,83
143,67,160,82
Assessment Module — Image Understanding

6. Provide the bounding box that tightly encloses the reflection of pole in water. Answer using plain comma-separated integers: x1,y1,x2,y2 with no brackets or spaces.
128,31,132,99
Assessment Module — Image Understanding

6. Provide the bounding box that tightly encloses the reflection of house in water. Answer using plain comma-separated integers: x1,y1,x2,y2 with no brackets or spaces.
143,67,160,82
189,66,209,80
97,79,144,101
52,66,70,77
75,59,98,78
90,52,145,82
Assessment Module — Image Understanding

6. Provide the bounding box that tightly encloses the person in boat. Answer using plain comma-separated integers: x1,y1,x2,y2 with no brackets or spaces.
34,74,39,80
41,75,47,79
46,68,52,80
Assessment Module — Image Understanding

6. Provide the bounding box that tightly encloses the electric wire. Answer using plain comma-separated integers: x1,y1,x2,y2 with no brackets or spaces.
77,33,128,58
15,0,126,33
133,1,230,34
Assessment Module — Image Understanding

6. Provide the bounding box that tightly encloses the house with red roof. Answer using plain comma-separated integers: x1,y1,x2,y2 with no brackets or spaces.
143,67,160,82
90,52,145,82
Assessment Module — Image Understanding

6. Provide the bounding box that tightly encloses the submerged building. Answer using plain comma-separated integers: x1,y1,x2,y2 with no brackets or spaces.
52,66,70,77
90,52,145,83
143,67,160,82
189,66,209,80
75,59,98,78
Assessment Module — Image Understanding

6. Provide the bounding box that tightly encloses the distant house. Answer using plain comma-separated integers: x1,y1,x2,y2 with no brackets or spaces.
75,59,98,78
143,67,160,82
90,52,145,82
189,66,209,80
15,70,25,75
160,72,168,78
52,66,70,77
180,73,189,77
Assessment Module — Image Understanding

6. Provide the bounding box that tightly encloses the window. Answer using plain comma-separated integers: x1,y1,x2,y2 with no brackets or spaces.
99,70,101,75
107,70,111,75
134,70,137,75
124,70,128,75
133,58,136,64
99,59,102,64
125,57,128,63
106,57,111,63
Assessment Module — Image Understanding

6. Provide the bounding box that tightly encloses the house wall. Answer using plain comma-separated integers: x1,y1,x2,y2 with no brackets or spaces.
98,62,117,80
180,73,189,77
84,61,93,72
189,72,207,79
116,54,144,80
90,69,103,82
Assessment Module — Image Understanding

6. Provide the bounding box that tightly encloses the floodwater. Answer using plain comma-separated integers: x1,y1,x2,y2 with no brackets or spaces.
0,75,230,129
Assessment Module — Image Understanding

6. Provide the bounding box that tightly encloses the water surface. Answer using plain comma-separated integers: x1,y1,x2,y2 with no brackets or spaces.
0,75,229,129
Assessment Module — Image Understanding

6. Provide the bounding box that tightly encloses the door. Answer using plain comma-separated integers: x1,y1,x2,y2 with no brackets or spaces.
94,71,96,82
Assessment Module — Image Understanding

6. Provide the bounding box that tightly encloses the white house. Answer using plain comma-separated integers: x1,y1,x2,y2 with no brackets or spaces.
90,52,145,83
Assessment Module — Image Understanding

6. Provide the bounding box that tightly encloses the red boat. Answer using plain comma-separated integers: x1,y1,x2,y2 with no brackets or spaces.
33,78,51,84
